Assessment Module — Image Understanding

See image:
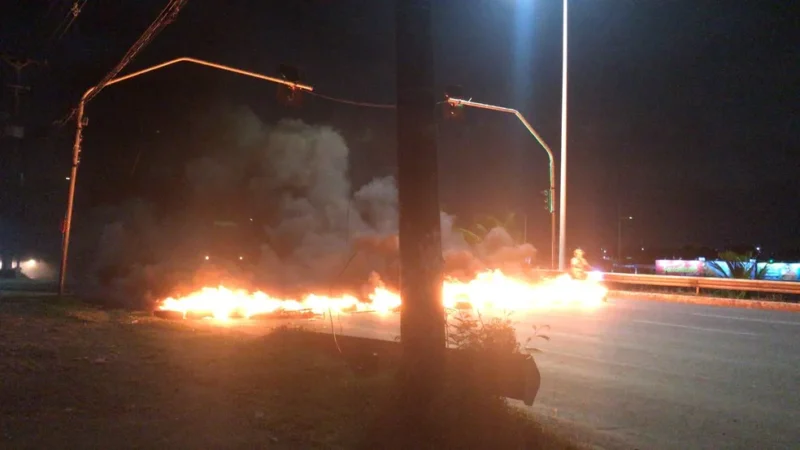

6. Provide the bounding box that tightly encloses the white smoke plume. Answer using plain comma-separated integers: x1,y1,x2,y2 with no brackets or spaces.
71,107,536,307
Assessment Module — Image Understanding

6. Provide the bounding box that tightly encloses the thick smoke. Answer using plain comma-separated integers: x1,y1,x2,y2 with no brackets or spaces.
72,108,536,307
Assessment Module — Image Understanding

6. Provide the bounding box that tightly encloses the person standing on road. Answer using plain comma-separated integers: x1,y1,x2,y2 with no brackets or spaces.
569,248,591,280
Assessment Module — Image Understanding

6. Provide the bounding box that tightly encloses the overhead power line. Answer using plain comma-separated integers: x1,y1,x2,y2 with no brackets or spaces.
49,0,88,43
57,0,188,126
307,91,395,109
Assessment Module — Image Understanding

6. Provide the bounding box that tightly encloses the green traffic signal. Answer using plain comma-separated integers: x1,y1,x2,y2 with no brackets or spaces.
541,189,553,213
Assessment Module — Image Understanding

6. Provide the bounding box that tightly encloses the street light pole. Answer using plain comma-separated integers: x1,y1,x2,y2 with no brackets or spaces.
558,0,569,271
57,57,313,295
617,216,633,268
446,97,557,269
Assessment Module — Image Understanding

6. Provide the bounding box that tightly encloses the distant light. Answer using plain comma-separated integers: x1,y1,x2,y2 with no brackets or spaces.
65,177,71,181
249,218,254,222
24,259,37,267
629,216,633,220
641,247,645,251
756,246,761,252
204,255,210,261
239,256,243,260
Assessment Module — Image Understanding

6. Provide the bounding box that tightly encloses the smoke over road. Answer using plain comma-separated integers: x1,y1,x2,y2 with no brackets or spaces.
71,107,535,308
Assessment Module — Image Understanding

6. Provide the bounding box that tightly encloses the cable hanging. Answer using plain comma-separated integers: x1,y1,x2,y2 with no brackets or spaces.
56,0,188,126
307,91,396,109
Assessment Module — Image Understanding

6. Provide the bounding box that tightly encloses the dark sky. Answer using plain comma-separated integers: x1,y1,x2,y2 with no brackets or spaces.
1,0,798,261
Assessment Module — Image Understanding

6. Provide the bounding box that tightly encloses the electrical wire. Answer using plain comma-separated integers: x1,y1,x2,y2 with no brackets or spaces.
307,91,448,110
50,0,87,43
84,0,188,104
326,250,361,355
56,0,188,126
307,90,396,109
47,1,79,43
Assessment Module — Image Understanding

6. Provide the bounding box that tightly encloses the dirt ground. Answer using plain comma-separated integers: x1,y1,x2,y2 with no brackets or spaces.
0,295,584,450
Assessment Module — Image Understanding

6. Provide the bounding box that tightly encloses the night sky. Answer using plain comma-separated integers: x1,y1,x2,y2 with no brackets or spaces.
1,0,797,263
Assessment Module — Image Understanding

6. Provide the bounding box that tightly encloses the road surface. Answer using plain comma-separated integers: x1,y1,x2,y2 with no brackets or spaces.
309,297,800,449
3,281,797,448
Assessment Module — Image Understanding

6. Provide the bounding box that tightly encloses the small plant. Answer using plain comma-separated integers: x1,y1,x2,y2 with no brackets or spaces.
524,324,551,354
446,310,549,357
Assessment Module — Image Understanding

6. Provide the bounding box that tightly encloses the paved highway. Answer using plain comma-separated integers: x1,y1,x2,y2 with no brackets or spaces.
311,298,800,449
4,281,797,448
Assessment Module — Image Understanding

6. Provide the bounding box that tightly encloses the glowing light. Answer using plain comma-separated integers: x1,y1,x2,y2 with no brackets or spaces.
157,270,608,321
204,255,210,261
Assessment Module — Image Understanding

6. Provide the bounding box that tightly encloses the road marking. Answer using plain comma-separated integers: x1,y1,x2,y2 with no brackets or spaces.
690,312,800,327
631,319,760,336
541,349,713,381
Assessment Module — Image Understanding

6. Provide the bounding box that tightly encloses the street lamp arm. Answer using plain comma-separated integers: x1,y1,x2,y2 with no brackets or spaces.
94,57,314,95
447,97,516,115
446,97,555,190
446,97,557,269
58,57,315,295
512,110,555,190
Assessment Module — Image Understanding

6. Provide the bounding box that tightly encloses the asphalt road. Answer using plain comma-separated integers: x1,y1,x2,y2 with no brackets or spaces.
311,298,800,449
3,281,798,449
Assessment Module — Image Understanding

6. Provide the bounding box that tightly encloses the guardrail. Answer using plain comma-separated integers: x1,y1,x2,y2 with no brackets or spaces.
601,273,800,295
528,270,800,295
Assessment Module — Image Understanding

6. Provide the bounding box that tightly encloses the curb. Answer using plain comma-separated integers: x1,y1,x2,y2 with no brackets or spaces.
609,290,800,312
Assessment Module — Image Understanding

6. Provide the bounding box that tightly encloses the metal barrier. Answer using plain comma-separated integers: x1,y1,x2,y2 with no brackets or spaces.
600,272,800,295
528,270,800,295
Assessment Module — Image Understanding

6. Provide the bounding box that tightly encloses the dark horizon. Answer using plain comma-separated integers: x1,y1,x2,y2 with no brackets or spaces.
1,0,797,265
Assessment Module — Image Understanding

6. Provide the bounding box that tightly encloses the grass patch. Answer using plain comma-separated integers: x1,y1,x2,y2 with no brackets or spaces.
0,296,578,449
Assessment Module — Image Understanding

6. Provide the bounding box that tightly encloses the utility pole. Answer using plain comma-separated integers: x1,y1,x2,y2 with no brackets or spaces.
395,0,445,438
0,53,44,273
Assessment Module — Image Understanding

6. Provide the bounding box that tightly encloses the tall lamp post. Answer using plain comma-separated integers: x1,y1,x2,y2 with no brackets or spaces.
558,0,569,271
444,97,556,269
57,57,313,295
617,215,633,268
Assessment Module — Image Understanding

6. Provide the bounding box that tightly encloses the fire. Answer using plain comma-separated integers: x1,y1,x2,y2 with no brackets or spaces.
157,270,608,320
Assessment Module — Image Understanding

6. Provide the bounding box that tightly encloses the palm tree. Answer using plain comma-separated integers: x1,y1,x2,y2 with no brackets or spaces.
705,251,768,280
458,212,520,245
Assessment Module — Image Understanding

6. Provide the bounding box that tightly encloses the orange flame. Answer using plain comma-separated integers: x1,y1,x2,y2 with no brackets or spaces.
157,270,607,320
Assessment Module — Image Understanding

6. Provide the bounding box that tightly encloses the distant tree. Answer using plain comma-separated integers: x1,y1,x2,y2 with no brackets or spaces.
458,212,520,245
705,251,768,280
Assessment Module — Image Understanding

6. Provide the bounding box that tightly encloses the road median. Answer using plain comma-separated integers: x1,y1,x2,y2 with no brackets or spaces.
610,289,800,312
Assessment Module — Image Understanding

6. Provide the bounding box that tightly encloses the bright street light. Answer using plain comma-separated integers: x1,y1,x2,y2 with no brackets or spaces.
618,215,633,264
58,57,314,295
445,97,557,269
559,0,569,271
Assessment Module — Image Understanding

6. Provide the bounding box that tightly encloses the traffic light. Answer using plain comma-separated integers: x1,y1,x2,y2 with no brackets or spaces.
277,63,303,107
443,85,465,120
542,189,553,213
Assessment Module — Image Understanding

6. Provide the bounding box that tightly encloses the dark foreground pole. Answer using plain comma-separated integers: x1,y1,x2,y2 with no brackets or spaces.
395,0,446,419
